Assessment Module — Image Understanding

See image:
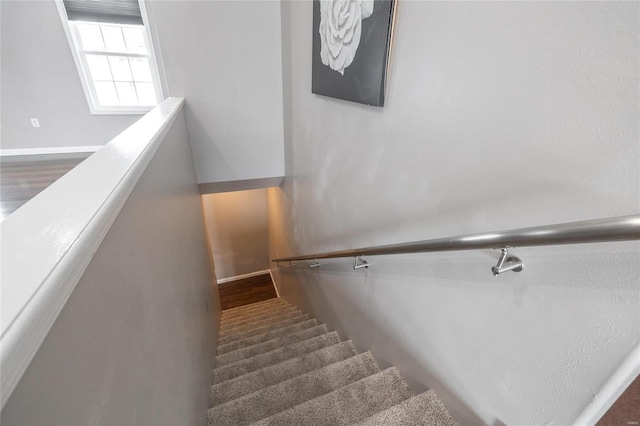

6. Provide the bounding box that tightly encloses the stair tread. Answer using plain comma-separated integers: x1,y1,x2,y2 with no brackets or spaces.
249,367,413,426
220,299,292,321
218,314,318,355
218,314,310,353
216,324,329,366
210,341,358,406
211,331,342,384
208,352,380,426
211,299,456,425
353,391,457,426
222,306,297,326
220,307,301,331
221,298,288,318
222,297,284,313
220,303,298,328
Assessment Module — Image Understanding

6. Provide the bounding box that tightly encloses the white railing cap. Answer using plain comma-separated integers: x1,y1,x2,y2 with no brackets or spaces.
0,97,184,409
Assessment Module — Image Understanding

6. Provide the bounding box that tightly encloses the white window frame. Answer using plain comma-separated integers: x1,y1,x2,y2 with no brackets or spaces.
55,0,165,115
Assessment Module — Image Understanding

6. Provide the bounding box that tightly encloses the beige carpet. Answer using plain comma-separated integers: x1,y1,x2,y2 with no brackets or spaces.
208,298,457,425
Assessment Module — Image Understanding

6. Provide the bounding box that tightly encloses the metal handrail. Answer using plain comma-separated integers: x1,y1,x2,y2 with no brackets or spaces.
272,215,640,274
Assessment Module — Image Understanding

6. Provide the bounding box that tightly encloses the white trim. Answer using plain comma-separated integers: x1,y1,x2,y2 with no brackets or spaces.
55,0,95,113
54,0,164,115
573,343,640,426
0,146,103,157
217,269,272,285
139,0,169,100
269,269,281,298
0,98,185,409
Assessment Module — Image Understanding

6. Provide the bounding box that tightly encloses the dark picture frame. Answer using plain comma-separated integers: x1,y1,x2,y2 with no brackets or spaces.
312,0,396,107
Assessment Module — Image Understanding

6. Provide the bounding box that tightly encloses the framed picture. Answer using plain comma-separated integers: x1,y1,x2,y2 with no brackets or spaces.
312,0,396,107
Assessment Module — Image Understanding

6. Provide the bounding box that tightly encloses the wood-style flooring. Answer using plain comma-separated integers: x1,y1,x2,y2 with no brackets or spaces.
219,273,277,311
597,375,640,425
0,154,90,220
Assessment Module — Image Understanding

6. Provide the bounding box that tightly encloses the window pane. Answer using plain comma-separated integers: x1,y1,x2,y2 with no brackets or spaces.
77,23,104,51
136,83,157,106
129,57,152,82
115,82,138,105
123,27,147,54
108,56,132,81
95,81,119,106
101,26,127,53
86,55,112,81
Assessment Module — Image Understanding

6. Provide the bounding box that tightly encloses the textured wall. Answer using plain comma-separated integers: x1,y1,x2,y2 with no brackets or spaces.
269,1,639,425
146,0,285,186
0,1,139,150
1,110,220,425
203,189,271,280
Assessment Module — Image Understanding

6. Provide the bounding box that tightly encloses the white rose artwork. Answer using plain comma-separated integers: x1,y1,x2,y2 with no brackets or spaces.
319,0,374,75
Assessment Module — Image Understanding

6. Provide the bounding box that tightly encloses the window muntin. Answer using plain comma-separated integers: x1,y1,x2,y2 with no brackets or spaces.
56,0,164,114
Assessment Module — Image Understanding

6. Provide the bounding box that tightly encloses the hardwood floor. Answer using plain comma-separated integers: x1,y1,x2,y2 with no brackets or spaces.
218,273,277,311
0,153,90,220
597,375,640,425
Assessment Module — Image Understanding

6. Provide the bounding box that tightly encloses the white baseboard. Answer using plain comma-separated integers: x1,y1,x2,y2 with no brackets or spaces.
269,269,280,298
217,269,272,285
0,146,102,157
573,343,640,425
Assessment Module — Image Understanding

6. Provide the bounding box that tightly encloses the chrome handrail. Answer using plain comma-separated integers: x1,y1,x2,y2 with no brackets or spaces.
272,215,640,274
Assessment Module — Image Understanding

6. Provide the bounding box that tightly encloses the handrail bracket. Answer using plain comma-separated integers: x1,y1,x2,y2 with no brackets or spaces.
492,248,523,276
353,256,369,270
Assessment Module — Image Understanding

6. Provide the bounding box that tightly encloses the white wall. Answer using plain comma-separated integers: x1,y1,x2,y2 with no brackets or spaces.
203,189,270,281
1,109,220,425
269,1,639,425
146,0,285,188
0,1,139,150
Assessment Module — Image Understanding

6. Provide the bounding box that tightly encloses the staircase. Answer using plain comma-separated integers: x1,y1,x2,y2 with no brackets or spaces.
208,297,457,425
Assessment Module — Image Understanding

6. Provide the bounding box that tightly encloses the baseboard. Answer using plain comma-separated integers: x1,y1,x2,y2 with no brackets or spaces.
217,269,272,285
0,146,102,157
269,269,280,298
573,343,640,425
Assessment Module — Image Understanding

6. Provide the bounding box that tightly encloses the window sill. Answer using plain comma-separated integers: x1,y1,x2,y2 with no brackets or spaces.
89,106,155,115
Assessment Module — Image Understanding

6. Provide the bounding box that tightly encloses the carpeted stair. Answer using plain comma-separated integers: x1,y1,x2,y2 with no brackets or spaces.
208,298,457,425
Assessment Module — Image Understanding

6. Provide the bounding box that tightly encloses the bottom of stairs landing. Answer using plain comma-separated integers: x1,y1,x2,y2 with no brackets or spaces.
208,298,457,426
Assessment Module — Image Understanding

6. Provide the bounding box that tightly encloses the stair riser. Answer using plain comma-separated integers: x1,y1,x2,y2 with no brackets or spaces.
211,332,341,384
220,311,305,338
354,391,457,426
217,319,317,355
207,353,380,426
211,299,455,426
221,299,289,321
220,303,296,327
221,305,294,325
220,307,300,331
216,325,329,366
210,341,358,406
250,368,414,426
222,295,282,310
